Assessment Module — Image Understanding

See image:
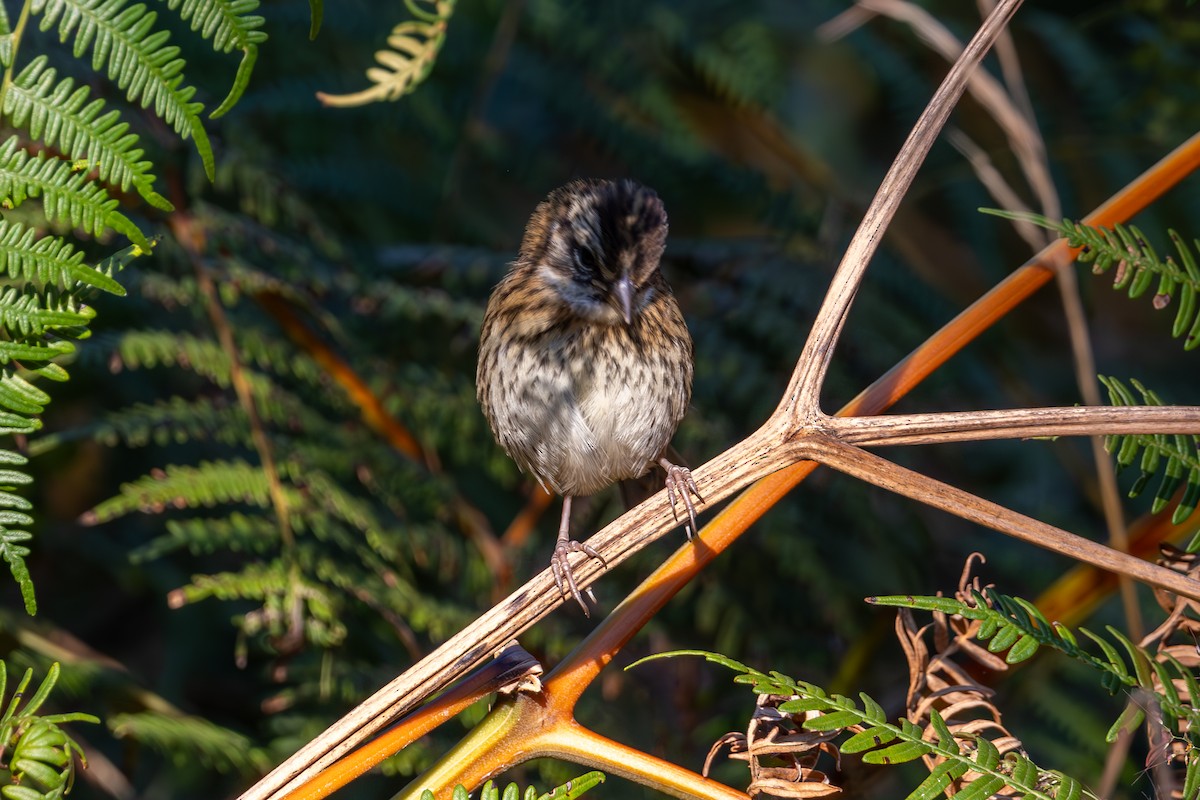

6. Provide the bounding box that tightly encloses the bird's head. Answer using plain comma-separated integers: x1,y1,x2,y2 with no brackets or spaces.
521,179,668,326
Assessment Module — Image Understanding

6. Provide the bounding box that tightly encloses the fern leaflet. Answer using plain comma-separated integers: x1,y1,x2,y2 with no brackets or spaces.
108,710,270,774
161,0,267,117
634,650,1087,799
316,0,453,107
0,661,98,799
870,589,1200,749
0,219,126,294
418,773,606,800
981,210,1200,350
0,135,145,245
32,0,215,178
81,458,298,524
3,56,171,209
1098,376,1200,528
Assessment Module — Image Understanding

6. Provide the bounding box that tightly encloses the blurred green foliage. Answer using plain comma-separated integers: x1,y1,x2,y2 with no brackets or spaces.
2,0,1199,798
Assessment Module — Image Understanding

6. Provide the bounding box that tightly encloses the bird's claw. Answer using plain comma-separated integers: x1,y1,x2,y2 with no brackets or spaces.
662,461,703,540
550,539,607,616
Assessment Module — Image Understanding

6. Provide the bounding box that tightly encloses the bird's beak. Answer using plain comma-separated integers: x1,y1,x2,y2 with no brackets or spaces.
613,275,634,325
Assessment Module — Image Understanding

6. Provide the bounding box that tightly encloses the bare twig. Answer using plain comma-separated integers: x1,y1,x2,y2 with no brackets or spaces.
827,404,1200,446
173,215,305,654
781,0,1024,414
808,436,1196,598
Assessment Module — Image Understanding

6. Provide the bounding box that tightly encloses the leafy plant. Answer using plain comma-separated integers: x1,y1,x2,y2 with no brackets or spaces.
634,648,1088,800
316,0,454,107
872,554,1200,800
1097,376,1200,544
0,661,97,800
982,210,1200,351
417,772,605,800
0,0,267,612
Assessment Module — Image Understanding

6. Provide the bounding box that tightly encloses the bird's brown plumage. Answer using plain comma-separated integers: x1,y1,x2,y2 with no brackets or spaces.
477,179,699,612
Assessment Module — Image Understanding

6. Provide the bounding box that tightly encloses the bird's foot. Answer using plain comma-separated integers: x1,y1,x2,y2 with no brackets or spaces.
551,538,607,616
661,459,704,540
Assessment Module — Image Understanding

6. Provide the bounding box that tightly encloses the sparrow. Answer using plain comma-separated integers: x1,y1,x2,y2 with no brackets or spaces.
477,178,702,614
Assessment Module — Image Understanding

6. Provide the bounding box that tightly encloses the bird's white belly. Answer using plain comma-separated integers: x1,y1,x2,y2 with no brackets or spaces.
551,380,666,494
493,345,678,497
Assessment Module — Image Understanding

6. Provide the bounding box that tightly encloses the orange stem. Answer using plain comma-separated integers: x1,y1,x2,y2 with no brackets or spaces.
254,290,428,464
283,648,540,800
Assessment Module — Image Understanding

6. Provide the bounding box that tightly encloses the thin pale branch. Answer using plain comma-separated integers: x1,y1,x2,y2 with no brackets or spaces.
1034,506,1197,625
827,405,1200,447
858,0,1059,218
842,131,1200,411
782,0,1024,416
947,128,1044,250
284,644,541,800
806,436,1200,600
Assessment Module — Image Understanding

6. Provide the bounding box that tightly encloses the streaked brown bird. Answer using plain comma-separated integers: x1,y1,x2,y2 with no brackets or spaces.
477,179,701,614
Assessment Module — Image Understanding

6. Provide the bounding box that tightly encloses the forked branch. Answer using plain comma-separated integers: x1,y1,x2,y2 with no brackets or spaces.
781,0,1023,415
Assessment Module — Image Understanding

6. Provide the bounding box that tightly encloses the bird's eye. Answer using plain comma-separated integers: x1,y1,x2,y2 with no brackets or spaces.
573,245,598,274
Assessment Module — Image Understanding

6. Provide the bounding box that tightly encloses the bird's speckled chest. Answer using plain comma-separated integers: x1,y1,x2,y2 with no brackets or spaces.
480,307,691,497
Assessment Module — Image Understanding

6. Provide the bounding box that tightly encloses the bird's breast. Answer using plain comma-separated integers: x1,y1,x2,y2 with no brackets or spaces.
481,314,691,498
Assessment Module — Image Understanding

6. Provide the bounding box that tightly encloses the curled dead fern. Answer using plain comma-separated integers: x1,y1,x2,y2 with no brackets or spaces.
873,574,1200,796
633,645,1087,799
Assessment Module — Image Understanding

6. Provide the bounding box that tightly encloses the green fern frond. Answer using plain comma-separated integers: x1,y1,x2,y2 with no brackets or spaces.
130,512,277,562
4,56,172,210
168,559,287,603
634,650,1088,800
0,220,126,294
0,515,35,614
0,371,50,417
0,286,94,337
176,560,348,647
316,0,453,107
0,338,75,366
81,458,298,524
161,0,267,118
42,395,250,451
0,6,12,68
0,407,40,434
0,662,98,799
108,710,270,774
869,590,1200,747
108,329,325,389
301,471,388,547
29,387,323,455
32,0,215,179
1098,376,1200,526
0,135,145,246
418,773,607,800
162,0,266,54
982,210,1200,350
